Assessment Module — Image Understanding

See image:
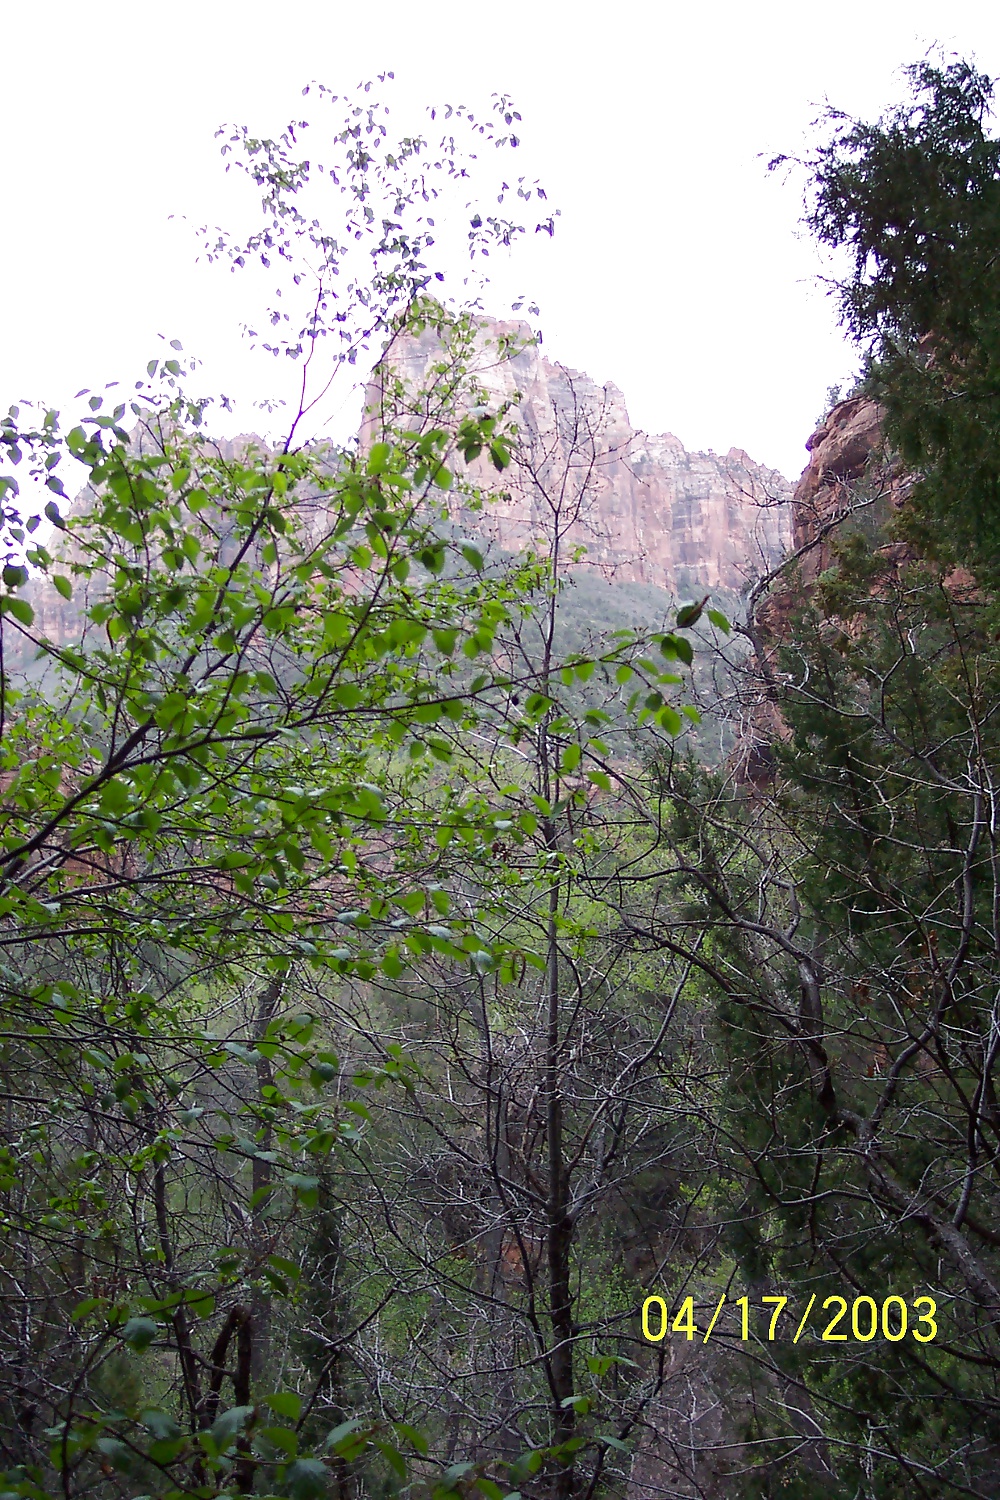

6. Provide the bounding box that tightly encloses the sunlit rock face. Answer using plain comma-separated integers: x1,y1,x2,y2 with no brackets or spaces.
374,317,792,599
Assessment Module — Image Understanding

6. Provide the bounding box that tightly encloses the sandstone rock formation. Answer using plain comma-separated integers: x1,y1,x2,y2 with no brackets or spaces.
724,395,893,781
791,395,888,579
756,388,975,636
17,327,794,676
379,319,792,601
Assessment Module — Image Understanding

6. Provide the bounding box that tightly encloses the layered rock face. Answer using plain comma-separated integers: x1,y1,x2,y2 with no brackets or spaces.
793,396,886,572
758,390,981,628
750,393,911,654
382,319,792,599
19,326,794,673
784,393,913,587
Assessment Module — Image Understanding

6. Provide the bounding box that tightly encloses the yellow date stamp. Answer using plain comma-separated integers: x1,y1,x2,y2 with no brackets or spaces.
641,1292,938,1344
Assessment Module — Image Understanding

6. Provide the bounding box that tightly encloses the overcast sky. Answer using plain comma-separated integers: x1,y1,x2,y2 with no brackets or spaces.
4,0,999,482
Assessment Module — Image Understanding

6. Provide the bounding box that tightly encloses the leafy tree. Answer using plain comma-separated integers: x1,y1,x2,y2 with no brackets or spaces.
0,81,563,1500
0,78,701,1500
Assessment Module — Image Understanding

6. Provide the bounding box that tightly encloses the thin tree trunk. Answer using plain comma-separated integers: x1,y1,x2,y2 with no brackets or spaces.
544,844,576,1499
249,977,282,1388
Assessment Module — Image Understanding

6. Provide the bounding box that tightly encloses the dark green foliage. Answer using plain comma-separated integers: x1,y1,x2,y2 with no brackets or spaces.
792,57,1000,577
657,60,1000,1482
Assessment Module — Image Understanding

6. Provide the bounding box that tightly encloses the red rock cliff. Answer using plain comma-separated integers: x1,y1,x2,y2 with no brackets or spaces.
376,318,793,598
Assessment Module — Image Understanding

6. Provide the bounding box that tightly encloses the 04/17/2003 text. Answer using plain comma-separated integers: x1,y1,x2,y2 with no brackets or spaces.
641,1292,937,1344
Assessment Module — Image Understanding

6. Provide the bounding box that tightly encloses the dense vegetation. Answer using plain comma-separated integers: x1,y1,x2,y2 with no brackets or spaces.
2,55,1000,1500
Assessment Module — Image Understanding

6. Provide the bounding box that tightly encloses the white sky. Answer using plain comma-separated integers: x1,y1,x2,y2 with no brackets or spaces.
3,0,999,482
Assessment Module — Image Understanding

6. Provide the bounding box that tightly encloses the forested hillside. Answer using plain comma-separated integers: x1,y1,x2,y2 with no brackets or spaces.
2,56,1000,1500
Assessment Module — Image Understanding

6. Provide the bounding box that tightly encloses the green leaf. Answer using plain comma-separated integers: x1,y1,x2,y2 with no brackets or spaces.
676,598,706,628
395,889,425,918
260,1424,299,1457
311,1059,339,1082
660,632,693,666
707,607,731,634
148,1436,186,1464
393,1422,429,1457
286,1173,320,1208
122,1316,158,1351
432,627,458,654
326,1418,365,1455
381,948,404,980
53,574,72,600
265,1391,303,1421
184,1288,216,1318
586,1352,638,1375
1,596,33,627
70,1298,103,1322
141,1409,181,1441
268,1254,302,1282
211,1404,254,1448
94,1438,133,1471
375,1439,408,1479
513,1449,545,1478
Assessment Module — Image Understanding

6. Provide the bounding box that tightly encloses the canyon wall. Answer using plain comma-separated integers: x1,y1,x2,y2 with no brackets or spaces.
18,322,796,670
380,319,793,600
